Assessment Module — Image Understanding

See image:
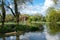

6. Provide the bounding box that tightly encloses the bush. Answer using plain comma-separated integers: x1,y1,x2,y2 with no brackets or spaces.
30,27,39,31
0,24,44,33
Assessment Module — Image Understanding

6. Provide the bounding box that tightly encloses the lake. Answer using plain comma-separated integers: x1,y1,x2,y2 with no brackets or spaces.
0,23,60,40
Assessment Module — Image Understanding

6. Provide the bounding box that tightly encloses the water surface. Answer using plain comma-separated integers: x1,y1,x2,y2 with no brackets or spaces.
0,23,60,40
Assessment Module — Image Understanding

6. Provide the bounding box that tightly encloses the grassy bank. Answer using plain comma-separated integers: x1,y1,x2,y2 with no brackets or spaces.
0,23,44,34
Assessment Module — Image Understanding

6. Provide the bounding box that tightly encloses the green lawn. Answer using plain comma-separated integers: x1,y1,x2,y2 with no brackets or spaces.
0,22,60,25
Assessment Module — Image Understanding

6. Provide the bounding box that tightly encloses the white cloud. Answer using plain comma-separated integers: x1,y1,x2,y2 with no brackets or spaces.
20,5,42,15
44,0,54,7
40,0,54,16
20,0,54,16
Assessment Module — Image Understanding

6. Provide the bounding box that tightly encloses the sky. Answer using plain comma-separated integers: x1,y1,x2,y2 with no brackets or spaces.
20,0,54,16
6,0,55,16
32,0,45,6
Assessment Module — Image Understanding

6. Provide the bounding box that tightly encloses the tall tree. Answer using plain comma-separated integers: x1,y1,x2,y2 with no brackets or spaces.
14,0,19,25
2,0,6,27
5,0,32,25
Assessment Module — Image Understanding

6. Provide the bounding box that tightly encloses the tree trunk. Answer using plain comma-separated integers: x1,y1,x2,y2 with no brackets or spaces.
16,35,20,40
14,0,19,25
2,0,6,27
14,0,19,32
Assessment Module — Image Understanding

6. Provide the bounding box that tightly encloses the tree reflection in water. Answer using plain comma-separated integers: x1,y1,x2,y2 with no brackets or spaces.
46,23,60,35
2,36,5,40
16,35,20,40
0,35,5,40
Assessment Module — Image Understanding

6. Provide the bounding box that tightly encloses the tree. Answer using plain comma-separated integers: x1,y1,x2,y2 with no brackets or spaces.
14,0,19,25
5,14,14,22
27,14,43,23
5,0,32,25
52,0,58,4
46,7,60,22
1,0,6,27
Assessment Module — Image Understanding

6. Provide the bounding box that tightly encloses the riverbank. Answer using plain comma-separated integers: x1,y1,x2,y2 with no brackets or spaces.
0,31,24,37
0,23,44,34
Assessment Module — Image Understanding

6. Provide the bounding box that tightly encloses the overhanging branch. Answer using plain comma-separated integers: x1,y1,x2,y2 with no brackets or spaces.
5,5,16,17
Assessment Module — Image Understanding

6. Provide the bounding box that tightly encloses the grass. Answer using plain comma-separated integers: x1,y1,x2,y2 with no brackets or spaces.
31,22,60,24
0,22,60,26
0,22,44,34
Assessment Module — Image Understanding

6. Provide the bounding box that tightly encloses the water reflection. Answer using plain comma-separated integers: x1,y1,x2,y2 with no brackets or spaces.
0,32,47,40
0,35,5,40
0,35,16,40
16,35,20,40
5,36,16,40
46,23,60,35
0,23,44,40
20,32,47,40
45,23,60,40
3,37,5,40
0,23,60,40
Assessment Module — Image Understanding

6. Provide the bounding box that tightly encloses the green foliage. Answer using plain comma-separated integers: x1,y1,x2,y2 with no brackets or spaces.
53,0,58,4
30,27,39,31
46,7,60,22
5,14,14,22
0,23,44,33
0,25,15,33
0,14,44,22
27,15,43,23
16,24,43,32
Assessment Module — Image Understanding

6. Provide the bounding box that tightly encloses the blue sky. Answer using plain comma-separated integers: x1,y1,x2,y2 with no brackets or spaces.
32,0,45,6
6,0,54,16
20,0,45,15
20,0,54,16
5,0,45,6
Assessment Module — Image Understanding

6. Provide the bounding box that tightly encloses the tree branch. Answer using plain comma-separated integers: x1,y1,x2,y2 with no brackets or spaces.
6,5,16,17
